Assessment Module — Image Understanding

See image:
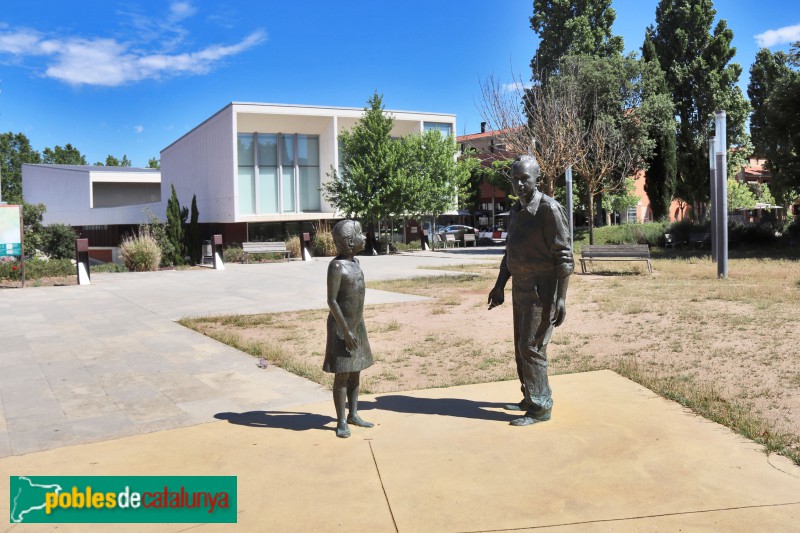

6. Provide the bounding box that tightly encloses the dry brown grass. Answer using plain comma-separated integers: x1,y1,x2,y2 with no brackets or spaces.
180,255,800,464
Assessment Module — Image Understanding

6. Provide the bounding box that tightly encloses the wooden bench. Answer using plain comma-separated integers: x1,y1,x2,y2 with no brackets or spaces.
580,244,652,274
463,233,476,247
242,241,290,262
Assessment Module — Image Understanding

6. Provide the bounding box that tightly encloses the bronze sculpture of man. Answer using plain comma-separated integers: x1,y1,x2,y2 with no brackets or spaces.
324,219,374,438
488,155,573,426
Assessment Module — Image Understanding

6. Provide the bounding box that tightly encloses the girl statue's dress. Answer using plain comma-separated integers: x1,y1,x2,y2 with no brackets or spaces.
323,257,373,374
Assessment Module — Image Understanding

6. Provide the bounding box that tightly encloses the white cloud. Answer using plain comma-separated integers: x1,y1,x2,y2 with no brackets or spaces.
134,125,144,133
503,81,531,93
0,27,266,86
754,24,800,48
169,2,197,22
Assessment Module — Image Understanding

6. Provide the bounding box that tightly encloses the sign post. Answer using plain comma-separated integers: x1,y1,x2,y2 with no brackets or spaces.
0,204,24,287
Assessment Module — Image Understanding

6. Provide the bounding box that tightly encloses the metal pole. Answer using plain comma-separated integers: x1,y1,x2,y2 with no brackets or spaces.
709,137,716,262
715,110,728,279
565,166,574,249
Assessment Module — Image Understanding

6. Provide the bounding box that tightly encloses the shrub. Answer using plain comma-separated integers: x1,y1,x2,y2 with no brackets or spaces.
0,258,74,281
92,263,128,273
393,240,422,252
312,227,337,257
119,229,161,271
43,223,79,259
576,222,669,249
285,235,302,258
223,246,244,263
141,209,176,267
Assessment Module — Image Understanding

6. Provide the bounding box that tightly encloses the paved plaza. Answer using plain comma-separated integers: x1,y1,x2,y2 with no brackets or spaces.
1,248,799,531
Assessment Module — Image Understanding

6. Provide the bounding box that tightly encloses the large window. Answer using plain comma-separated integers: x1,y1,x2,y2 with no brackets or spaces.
237,134,255,215
237,133,320,215
423,122,452,137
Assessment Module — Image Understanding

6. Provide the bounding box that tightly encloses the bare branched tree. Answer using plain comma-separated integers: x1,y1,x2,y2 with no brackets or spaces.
573,112,637,244
523,73,587,195
479,69,586,196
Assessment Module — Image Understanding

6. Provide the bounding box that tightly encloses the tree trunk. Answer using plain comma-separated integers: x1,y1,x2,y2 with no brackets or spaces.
588,196,595,245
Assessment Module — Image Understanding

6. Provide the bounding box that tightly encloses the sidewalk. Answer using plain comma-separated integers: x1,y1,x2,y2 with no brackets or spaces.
0,251,494,457
2,371,798,531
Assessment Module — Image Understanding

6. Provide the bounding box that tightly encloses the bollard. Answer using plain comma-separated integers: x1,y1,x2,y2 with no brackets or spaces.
302,232,313,261
75,238,91,285
212,234,225,270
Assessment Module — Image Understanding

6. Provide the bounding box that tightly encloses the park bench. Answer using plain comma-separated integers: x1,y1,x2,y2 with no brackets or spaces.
444,234,460,247
689,233,711,248
463,233,476,247
664,233,687,249
580,244,652,274
242,241,290,262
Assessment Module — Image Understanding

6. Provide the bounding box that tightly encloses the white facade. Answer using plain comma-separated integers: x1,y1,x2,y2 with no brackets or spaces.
21,165,162,226
161,102,457,224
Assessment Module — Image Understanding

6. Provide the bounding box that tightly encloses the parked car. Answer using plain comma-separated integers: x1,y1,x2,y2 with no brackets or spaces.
437,225,476,240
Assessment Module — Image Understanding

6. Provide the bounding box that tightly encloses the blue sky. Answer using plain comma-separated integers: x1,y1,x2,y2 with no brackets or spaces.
1,1,798,168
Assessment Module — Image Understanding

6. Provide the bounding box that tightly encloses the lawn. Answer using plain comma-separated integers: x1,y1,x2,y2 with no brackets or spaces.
179,254,800,464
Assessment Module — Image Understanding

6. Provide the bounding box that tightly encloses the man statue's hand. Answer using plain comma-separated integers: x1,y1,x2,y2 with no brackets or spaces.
487,286,505,310
553,298,567,327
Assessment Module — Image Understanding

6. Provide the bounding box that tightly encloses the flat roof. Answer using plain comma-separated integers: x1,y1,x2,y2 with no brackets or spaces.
162,101,456,153
23,164,160,174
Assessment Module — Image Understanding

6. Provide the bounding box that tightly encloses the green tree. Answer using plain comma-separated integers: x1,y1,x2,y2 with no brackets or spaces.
530,0,624,79
43,223,79,259
188,194,201,265
648,0,750,219
148,157,161,169
1,132,42,204
42,144,88,165
394,130,472,220
322,92,398,230
641,28,678,220
726,178,756,211
165,184,184,265
748,44,800,202
22,202,47,253
95,154,132,167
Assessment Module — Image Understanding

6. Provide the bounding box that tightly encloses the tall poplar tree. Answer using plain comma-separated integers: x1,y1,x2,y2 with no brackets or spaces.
748,44,800,201
648,0,749,218
641,28,677,220
530,0,624,79
165,184,184,266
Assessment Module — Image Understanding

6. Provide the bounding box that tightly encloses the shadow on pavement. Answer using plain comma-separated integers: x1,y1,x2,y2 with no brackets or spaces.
214,411,335,432
360,395,513,422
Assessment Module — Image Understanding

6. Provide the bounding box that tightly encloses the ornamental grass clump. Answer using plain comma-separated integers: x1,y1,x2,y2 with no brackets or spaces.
285,235,302,258
312,227,337,257
119,229,161,271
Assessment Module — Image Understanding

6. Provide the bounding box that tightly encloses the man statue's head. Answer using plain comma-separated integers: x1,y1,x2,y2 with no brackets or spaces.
511,155,540,204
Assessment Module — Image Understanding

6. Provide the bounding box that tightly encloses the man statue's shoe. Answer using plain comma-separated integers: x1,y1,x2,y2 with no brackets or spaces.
503,399,530,411
510,407,551,426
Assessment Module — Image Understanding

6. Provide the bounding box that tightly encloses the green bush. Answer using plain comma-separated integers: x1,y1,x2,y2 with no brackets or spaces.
576,222,668,249
223,246,244,263
92,262,128,273
0,258,74,281
393,240,422,252
43,223,79,259
119,229,161,271
312,227,337,257
285,235,302,258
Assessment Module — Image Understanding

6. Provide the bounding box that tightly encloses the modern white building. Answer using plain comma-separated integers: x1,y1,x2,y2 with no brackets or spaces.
161,102,456,243
21,102,456,257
